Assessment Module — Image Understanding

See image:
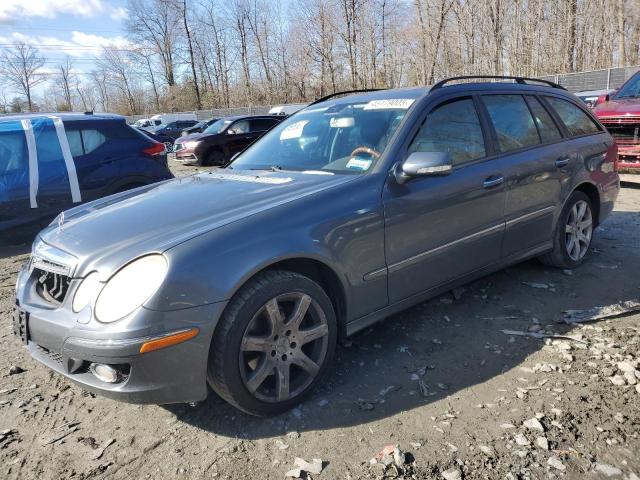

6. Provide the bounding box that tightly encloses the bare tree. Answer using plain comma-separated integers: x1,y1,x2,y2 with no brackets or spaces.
57,56,74,110
0,42,47,111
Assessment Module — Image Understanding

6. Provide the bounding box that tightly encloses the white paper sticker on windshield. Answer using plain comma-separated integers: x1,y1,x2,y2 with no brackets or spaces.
280,120,308,140
346,158,372,171
363,99,415,110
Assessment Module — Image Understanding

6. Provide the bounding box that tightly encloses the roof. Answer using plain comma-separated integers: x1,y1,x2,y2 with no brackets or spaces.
310,80,572,108
0,112,125,122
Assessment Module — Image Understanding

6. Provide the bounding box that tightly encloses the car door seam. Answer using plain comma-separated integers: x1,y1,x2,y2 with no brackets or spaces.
382,222,505,275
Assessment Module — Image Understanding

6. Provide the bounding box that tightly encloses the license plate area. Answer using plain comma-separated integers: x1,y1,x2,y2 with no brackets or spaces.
12,306,29,345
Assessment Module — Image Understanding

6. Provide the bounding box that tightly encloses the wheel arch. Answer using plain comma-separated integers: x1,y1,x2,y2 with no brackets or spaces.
219,256,349,340
572,182,601,226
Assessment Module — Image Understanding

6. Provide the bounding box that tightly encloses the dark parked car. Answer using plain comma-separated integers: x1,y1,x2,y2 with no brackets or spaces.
152,120,199,140
1,113,173,240
181,118,218,136
14,77,619,416
172,115,283,165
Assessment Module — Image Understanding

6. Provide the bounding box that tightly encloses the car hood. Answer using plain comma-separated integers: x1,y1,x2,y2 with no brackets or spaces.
38,170,355,276
594,98,640,117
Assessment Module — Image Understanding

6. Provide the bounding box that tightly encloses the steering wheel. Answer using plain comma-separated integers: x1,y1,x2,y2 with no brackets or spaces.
350,146,381,159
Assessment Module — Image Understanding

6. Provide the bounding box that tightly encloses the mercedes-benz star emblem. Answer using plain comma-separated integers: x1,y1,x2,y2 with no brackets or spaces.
58,212,65,232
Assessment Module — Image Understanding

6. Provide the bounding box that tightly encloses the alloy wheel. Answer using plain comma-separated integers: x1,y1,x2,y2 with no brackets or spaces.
565,199,592,261
238,292,329,403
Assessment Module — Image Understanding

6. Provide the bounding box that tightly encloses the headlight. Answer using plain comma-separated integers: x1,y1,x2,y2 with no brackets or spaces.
95,255,168,323
72,272,101,313
183,140,200,150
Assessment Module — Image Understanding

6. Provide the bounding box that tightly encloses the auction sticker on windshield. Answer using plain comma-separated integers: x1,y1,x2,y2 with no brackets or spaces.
363,99,415,110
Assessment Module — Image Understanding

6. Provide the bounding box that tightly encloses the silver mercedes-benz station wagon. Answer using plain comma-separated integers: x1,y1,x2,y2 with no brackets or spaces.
14,76,620,415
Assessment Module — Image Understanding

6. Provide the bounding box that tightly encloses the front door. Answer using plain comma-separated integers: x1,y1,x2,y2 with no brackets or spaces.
383,96,507,303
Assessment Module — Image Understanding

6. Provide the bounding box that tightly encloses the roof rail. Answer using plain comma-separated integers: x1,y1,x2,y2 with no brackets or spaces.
308,88,386,106
431,75,566,91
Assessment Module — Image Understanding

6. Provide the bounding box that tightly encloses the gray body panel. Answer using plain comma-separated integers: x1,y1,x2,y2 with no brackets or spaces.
14,83,620,404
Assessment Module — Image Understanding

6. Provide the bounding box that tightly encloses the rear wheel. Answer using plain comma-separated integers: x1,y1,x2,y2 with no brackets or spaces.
540,191,594,268
208,270,337,416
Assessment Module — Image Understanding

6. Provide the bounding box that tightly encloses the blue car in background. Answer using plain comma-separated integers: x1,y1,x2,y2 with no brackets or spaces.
0,113,173,242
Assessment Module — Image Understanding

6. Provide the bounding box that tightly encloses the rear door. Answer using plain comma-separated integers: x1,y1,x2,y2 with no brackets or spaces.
479,93,566,258
383,96,507,303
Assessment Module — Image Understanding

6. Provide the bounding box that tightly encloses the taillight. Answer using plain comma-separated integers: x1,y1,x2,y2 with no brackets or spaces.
142,142,165,156
610,143,619,173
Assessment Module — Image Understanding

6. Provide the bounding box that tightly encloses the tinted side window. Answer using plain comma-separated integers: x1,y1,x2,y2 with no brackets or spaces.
65,129,83,157
409,98,485,165
481,95,539,152
525,96,562,142
81,130,107,154
545,97,601,136
0,130,27,174
250,118,279,132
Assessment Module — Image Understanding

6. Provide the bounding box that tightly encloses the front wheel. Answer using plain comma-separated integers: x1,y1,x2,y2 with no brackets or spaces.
208,270,337,416
540,191,594,268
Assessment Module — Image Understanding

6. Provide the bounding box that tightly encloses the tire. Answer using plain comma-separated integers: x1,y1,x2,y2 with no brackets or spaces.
208,270,337,416
539,191,594,269
202,150,225,166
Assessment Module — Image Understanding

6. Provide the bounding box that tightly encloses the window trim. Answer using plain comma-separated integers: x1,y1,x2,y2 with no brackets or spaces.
539,94,604,140
404,94,492,169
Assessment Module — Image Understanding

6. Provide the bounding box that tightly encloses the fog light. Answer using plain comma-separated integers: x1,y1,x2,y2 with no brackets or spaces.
90,363,119,383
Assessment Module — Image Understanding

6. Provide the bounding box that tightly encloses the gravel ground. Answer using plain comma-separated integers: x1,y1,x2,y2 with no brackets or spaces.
1,162,639,479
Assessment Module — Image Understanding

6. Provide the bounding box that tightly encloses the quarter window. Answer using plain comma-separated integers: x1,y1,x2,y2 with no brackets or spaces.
525,96,562,142
481,95,539,152
545,97,601,136
409,98,486,165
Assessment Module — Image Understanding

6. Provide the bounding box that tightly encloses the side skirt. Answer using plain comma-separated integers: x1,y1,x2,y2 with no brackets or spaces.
345,242,552,337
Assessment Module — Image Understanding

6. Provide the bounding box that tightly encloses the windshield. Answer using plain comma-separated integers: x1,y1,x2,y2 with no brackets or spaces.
204,119,232,134
615,73,640,99
230,98,415,173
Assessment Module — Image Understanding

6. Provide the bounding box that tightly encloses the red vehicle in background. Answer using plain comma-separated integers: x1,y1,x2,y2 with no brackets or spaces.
594,71,640,172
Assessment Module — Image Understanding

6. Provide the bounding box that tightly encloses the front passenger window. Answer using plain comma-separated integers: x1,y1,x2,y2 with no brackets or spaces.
409,98,486,165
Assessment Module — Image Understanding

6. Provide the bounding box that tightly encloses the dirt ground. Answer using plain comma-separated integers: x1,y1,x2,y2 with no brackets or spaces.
1,162,639,480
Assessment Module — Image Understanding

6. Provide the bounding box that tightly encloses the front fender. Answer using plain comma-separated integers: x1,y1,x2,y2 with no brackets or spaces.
146,175,388,320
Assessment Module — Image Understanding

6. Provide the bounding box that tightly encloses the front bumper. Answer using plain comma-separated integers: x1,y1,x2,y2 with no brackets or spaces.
171,150,199,164
15,264,227,404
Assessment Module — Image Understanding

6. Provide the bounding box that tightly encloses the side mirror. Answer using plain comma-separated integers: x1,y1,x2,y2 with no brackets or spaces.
395,151,452,184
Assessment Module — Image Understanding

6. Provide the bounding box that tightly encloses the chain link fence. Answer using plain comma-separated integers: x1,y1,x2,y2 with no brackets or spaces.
125,105,278,124
539,65,640,92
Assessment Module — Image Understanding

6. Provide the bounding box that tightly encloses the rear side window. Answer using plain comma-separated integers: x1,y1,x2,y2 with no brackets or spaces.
481,95,539,152
409,97,485,165
0,130,27,174
545,97,601,136
64,128,107,156
525,96,562,142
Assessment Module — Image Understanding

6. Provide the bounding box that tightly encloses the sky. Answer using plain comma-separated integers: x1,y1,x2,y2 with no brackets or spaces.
0,0,130,98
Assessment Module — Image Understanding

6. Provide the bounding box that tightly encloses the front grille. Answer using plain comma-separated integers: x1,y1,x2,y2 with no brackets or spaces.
602,124,640,143
34,268,71,305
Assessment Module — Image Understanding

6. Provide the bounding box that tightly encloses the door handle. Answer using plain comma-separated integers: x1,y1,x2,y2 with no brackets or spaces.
483,176,504,188
555,156,570,168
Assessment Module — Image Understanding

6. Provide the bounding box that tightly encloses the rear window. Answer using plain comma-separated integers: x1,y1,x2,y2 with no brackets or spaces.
481,95,539,152
545,97,601,137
